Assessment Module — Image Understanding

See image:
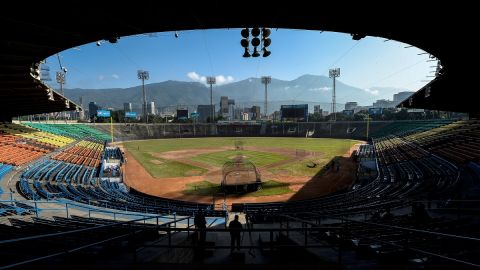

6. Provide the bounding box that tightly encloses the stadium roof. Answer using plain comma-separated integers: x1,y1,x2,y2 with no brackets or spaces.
0,2,474,119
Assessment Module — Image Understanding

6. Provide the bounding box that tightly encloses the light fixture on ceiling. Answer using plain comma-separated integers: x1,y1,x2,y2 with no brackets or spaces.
241,27,271,58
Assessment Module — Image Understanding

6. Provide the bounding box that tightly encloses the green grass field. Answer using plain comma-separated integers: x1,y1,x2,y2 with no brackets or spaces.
271,157,331,177
190,149,288,167
125,151,207,178
183,180,292,197
124,137,360,178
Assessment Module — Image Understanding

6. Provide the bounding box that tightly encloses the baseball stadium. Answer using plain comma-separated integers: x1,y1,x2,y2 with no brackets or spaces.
0,3,478,270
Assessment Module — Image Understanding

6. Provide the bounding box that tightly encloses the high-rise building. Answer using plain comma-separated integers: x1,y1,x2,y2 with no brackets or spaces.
393,91,415,105
123,102,132,112
88,102,99,118
220,96,229,118
228,99,235,120
373,99,395,108
147,101,156,115
197,105,215,123
345,102,358,111
251,106,261,120
314,105,322,115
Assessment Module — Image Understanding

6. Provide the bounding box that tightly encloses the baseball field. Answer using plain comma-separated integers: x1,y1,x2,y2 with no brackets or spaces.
121,137,362,205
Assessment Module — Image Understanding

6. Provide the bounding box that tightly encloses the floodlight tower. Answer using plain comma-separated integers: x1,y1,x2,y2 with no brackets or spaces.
261,76,271,119
207,76,216,123
137,70,150,123
329,68,340,121
56,71,66,120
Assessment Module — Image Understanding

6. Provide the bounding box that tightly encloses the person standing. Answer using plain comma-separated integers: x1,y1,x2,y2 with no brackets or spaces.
194,210,207,245
229,215,242,252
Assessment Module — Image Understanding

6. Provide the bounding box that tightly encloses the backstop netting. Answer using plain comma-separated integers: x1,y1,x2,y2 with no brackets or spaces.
221,155,261,193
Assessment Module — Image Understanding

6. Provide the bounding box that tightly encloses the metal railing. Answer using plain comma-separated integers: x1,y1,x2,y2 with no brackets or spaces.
0,214,191,269
280,213,480,268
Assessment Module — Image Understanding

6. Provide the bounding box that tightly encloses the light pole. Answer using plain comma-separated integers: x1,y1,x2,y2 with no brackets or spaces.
137,70,150,124
329,68,340,121
56,71,66,121
207,76,216,123
261,76,271,119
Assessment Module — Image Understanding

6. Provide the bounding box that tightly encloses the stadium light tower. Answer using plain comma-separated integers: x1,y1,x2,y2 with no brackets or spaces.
56,71,66,96
56,71,66,120
207,76,216,123
329,68,340,121
261,76,271,119
137,70,150,123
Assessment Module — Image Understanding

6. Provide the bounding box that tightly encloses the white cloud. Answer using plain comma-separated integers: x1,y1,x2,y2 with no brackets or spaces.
98,75,105,81
363,88,380,95
284,86,290,90
294,85,300,88
187,71,234,85
187,71,206,83
112,74,120,79
187,71,200,81
215,75,235,85
309,86,330,92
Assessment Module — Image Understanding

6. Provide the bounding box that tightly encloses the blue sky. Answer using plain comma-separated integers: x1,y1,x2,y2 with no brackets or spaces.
45,29,434,97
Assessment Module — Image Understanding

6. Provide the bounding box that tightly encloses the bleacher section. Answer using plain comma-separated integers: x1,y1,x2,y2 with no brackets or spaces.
0,124,54,166
5,123,218,216
370,119,454,138
1,123,74,147
19,167,218,215
0,163,13,194
52,140,104,168
245,130,459,219
25,123,111,141
404,120,480,165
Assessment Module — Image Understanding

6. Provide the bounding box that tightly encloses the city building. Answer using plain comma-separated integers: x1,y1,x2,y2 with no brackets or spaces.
147,101,156,115
345,102,358,111
393,91,415,105
373,99,395,108
251,106,261,120
220,96,229,119
123,102,132,112
234,107,243,121
88,102,99,118
228,99,235,120
197,105,215,123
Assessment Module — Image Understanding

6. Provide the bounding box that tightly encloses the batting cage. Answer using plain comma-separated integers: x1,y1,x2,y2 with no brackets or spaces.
221,155,261,193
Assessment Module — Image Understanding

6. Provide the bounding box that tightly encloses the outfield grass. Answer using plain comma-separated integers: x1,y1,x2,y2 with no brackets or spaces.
183,180,291,197
271,157,331,177
190,150,288,167
123,137,360,153
125,151,207,178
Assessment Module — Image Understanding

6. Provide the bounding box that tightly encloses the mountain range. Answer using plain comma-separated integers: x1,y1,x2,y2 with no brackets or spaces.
63,74,411,114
